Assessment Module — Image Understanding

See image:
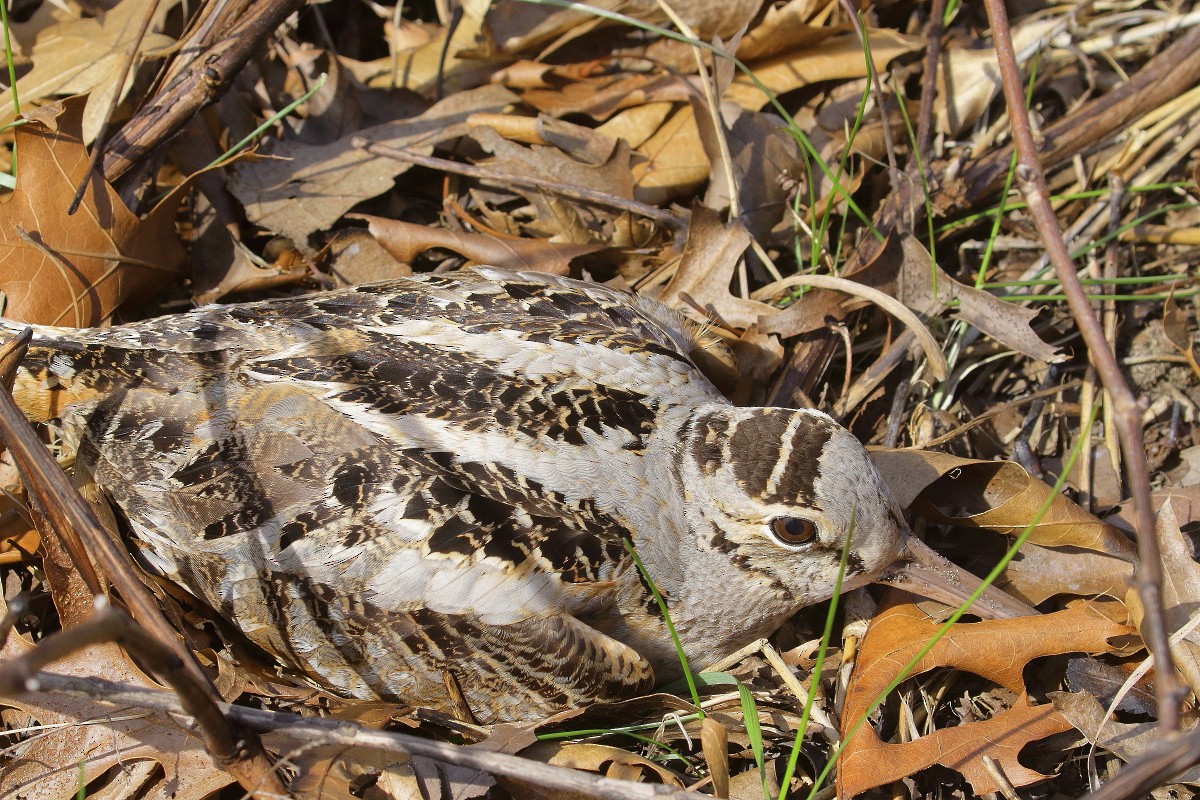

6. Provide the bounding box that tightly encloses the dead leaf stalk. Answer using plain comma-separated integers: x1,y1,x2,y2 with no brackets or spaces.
962,23,1200,203
981,0,1183,733
914,0,947,166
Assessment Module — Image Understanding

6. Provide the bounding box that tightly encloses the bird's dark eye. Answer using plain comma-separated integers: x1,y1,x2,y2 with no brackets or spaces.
771,517,817,545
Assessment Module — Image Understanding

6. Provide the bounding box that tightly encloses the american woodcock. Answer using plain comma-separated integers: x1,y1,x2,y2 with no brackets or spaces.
6,268,1027,722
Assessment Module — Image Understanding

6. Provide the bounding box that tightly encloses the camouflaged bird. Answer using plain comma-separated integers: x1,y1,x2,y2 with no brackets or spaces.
8,268,947,722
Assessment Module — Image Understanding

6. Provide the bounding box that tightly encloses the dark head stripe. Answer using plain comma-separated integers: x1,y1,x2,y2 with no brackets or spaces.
729,411,834,505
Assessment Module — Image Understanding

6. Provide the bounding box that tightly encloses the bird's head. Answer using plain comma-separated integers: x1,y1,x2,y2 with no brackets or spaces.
679,405,909,608
673,405,1035,624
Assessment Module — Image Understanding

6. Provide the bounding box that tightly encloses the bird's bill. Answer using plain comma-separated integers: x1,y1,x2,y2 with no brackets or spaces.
876,535,1038,619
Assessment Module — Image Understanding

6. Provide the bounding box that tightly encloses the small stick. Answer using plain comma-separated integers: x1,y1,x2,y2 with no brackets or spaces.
21,670,717,800
914,0,947,165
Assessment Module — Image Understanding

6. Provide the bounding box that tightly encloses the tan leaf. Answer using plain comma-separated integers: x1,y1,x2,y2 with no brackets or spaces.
1127,503,1200,697
351,215,604,275
521,69,686,121
735,0,828,61
631,105,711,205
869,449,1136,556
936,19,1062,135
0,98,185,326
838,597,1131,796
1001,541,1134,605
658,204,770,329
726,29,922,109
887,234,1062,363
229,84,519,249
364,7,506,95
323,228,413,287
484,0,762,54
702,716,731,799
595,102,674,151
1051,691,1200,785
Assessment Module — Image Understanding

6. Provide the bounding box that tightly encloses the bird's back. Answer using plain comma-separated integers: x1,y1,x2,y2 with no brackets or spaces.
9,268,729,721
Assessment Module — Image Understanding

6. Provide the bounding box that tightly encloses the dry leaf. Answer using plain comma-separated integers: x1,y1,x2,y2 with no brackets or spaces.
702,716,731,799
520,69,687,122
632,105,711,205
1127,503,1200,697
704,109,804,240
323,228,412,286
0,629,233,799
726,28,923,109
467,125,636,240
658,204,770,329
288,744,495,800
734,0,829,61
1001,541,1134,605
351,215,605,275
230,84,520,249
838,596,1131,796
0,98,185,326
870,449,1137,555
484,0,762,54
884,234,1062,363
365,6,505,95
1051,691,1200,785
936,18,1062,135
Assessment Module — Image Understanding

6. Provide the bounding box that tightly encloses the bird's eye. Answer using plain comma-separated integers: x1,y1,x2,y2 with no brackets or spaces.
771,517,817,545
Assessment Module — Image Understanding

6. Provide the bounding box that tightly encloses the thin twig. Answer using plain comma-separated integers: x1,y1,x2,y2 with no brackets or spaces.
980,0,1182,732
69,0,166,215
0,599,262,790
915,0,947,165
21,671,716,800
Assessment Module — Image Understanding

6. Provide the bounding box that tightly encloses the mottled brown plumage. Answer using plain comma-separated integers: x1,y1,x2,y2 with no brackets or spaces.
9,268,912,722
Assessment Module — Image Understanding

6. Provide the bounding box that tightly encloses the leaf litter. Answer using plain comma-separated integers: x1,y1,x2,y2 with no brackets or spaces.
0,1,1199,799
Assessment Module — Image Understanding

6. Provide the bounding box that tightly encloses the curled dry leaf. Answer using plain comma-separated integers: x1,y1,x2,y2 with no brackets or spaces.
870,449,1136,553
0,98,185,326
351,215,605,275
838,595,1132,797
871,448,1136,605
